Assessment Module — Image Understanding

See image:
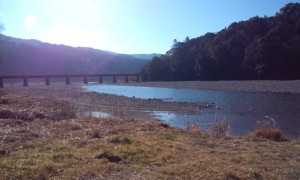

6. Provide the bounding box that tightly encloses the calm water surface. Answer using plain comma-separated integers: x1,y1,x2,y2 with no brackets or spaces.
83,85,300,137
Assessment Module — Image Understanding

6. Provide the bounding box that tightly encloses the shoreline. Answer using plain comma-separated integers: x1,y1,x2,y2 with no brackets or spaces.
6,84,206,121
108,80,300,94
3,80,300,94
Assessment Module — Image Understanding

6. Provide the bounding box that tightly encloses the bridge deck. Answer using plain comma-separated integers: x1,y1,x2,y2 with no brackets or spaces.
0,73,141,88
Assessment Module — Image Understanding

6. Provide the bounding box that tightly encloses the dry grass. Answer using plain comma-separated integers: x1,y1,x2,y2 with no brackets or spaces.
184,118,230,138
0,93,76,122
0,91,299,179
255,128,282,141
209,119,231,138
185,119,202,133
246,118,283,141
248,128,282,141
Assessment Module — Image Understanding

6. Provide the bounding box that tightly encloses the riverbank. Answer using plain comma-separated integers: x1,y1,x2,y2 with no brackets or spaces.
4,82,300,137
0,88,299,179
118,80,300,93
5,84,209,121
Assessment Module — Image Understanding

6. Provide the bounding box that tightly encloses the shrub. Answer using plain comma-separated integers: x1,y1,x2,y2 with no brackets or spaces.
47,100,76,120
256,116,277,129
185,119,202,132
210,119,231,138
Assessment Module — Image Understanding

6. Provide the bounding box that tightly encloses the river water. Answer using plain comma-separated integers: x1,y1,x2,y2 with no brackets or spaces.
83,85,300,137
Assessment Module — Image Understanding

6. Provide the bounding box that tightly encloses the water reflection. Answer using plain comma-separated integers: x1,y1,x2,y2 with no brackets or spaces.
152,111,212,129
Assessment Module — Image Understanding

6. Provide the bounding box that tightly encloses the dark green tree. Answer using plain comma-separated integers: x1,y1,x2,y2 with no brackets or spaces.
141,3,300,81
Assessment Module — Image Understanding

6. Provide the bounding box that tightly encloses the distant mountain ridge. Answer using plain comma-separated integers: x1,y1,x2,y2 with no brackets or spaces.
0,35,150,76
129,54,162,60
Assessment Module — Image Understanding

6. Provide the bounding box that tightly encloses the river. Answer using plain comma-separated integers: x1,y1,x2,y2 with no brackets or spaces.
83,85,300,137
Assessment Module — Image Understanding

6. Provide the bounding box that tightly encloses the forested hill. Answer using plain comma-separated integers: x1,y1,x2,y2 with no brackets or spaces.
0,35,147,76
142,3,300,81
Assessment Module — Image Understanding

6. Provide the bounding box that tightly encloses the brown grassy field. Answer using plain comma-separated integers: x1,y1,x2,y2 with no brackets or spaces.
0,88,299,179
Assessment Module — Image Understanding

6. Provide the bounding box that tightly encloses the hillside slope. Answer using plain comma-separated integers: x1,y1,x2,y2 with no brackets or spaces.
142,3,300,81
0,35,147,75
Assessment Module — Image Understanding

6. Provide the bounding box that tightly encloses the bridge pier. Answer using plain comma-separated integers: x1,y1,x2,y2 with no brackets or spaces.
23,78,28,87
45,77,50,85
84,76,88,84
99,76,103,83
113,75,116,83
136,75,140,82
66,76,70,84
0,78,3,88
125,75,129,83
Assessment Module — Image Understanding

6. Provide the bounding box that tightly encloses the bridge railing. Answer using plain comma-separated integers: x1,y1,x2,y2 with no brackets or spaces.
0,73,141,88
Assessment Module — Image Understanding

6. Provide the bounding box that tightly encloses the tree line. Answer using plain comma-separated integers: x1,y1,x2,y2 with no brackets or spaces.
141,3,300,81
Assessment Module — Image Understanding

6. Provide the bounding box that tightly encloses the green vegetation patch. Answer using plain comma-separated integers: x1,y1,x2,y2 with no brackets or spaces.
110,135,134,145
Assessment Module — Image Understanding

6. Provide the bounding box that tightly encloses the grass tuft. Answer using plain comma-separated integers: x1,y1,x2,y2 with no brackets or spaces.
46,100,77,120
52,153,76,162
157,132,177,141
209,119,231,138
140,123,156,131
111,135,133,145
248,118,282,141
252,128,282,141
185,120,202,133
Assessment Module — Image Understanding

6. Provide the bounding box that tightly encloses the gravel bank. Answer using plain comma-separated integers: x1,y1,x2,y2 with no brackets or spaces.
118,80,300,93
6,84,206,120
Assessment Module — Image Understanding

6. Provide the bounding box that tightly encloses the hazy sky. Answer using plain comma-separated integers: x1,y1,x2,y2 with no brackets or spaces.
0,0,299,54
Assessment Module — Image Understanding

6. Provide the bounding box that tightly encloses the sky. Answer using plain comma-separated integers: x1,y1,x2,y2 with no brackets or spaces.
0,0,299,54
